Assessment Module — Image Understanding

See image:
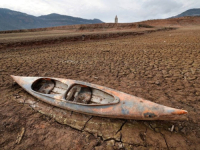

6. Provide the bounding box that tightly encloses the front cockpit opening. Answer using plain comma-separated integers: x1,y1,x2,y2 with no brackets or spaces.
31,78,68,95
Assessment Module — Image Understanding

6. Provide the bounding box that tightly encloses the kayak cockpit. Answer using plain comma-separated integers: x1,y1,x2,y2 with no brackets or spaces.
31,78,119,105
31,78,68,95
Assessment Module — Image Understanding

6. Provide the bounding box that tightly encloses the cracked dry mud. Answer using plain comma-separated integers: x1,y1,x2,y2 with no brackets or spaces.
0,26,200,149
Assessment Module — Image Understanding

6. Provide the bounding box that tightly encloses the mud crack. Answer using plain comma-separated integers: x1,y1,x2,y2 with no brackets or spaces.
160,133,169,150
115,120,127,135
81,116,93,131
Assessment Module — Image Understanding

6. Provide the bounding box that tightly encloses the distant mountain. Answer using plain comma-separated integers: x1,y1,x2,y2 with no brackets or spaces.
0,8,103,31
38,13,102,26
171,8,200,18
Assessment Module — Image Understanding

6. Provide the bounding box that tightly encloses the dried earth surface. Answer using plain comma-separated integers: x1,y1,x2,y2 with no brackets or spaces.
0,22,200,149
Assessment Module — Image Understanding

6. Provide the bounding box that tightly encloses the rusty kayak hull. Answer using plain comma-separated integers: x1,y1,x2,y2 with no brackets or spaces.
11,75,188,120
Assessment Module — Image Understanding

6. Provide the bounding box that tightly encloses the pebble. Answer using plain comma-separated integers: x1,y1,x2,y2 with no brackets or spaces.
16,95,21,99
170,125,174,132
181,127,186,135
106,140,115,146
155,80,160,85
155,128,160,132
175,126,179,132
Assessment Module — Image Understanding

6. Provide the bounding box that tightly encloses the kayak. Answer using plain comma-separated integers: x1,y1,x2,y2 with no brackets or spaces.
11,75,188,120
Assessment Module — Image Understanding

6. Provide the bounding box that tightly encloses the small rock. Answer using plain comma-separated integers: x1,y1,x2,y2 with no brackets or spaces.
106,140,115,146
16,127,25,144
155,128,160,132
16,98,24,103
123,143,134,150
170,125,174,132
191,68,196,75
187,76,196,81
116,142,123,149
175,126,179,132
155,80,160,85
180,127,186,135
150,123,157,128
16,95,21,99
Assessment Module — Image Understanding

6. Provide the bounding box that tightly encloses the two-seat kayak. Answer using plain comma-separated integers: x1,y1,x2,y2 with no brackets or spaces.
11,75,188,120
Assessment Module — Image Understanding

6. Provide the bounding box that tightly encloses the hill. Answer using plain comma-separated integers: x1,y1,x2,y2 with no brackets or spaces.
38,13,102,26
141,16,200,27
171,8,200,18
0,8,103,31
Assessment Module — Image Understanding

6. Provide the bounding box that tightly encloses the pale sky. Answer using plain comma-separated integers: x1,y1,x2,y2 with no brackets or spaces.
0,0,200,22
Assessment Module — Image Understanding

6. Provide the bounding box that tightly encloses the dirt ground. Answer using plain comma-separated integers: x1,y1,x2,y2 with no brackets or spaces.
0,25,200,149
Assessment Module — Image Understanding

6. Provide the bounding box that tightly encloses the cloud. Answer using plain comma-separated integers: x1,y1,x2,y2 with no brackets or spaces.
0,0,200,22
139,0,182,19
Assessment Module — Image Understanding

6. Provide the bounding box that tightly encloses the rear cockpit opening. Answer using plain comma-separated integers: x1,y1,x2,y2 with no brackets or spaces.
66,85,92,104
65,84,116,105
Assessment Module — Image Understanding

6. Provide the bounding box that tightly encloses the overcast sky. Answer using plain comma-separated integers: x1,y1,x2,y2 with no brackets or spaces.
1,0,200,22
